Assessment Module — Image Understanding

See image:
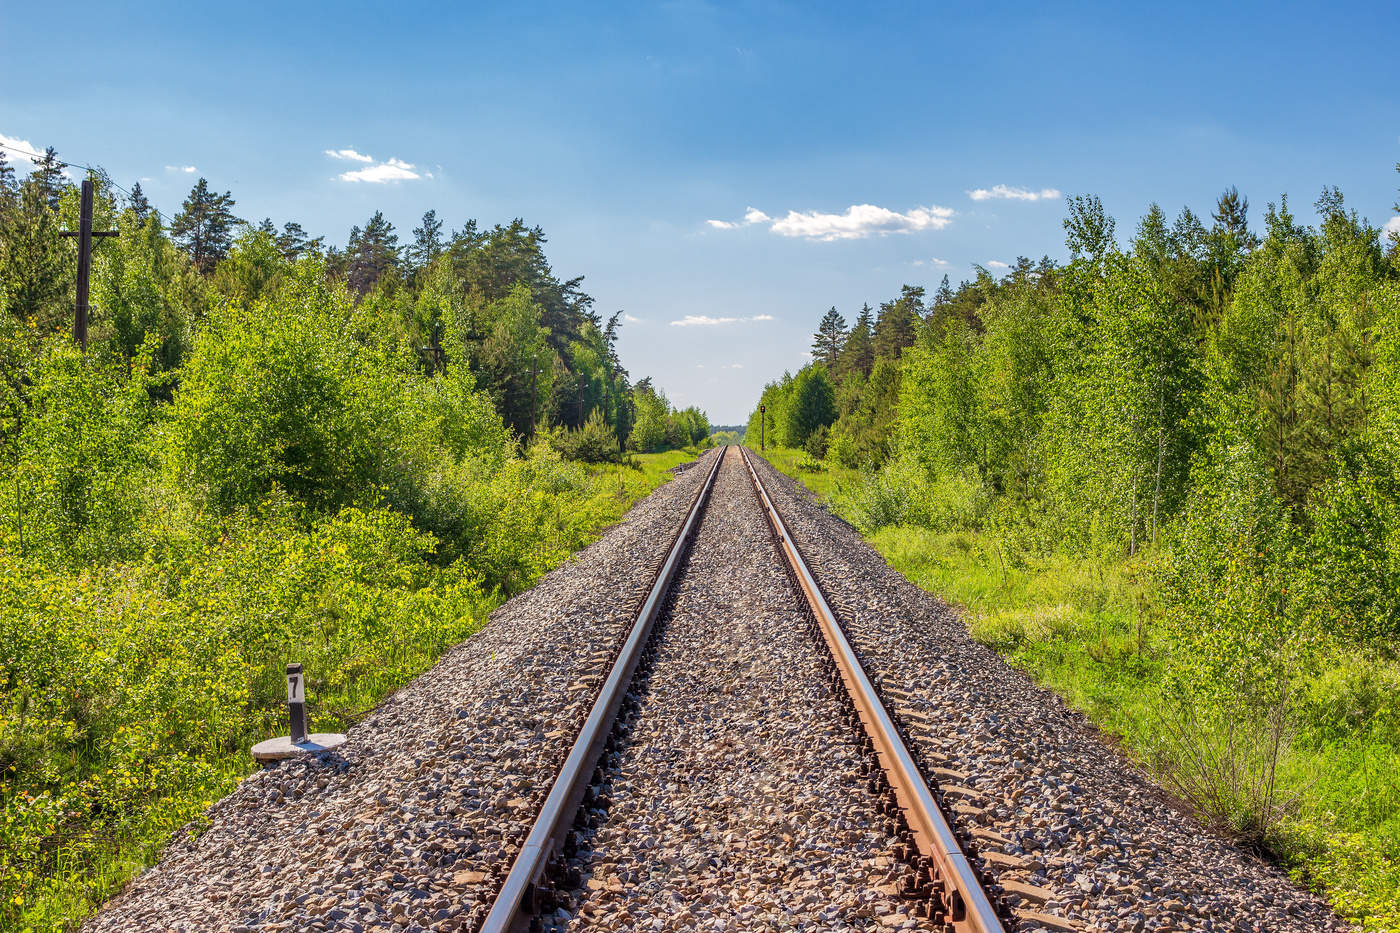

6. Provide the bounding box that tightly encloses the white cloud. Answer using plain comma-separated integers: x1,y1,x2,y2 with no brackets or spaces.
1385,216,1400,238
166,165,197,173
623,313,644,323
913,257,952,268
705,205,770,230
669,314,774,327
986,260,1010,269
770,203,954,241
671,315,740,327
326,148,424,183
967,184,1060,202
723,363,744,369
1,133,79,180
339,157,421,183
324,148,374,163
0,132,43,164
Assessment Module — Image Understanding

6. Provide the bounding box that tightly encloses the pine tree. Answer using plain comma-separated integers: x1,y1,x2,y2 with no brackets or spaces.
32,147,68,212
1212,186,1252,240
127,182,152,225
0,177,69,328
838,304,875,379
276,221,323,260
0,151,17,206
345,210,400,294
872,285,923,360
256,217,277,235
933,275,953,309
811,307,847,366
170,178,240,273
409,209,444,270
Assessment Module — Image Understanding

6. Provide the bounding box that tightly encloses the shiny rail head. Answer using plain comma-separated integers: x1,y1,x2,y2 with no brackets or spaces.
737,446,1007,933
478,447,725,933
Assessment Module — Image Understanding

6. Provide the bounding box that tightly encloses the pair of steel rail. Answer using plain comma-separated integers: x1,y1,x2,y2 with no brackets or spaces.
479,446,1004,933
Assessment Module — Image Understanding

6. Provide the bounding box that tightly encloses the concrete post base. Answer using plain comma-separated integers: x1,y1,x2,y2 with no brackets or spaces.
250,733,347,762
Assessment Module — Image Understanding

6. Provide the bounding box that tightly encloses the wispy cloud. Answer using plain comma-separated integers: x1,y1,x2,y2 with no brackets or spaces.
707,203,953,241
913,257,951,268
706,206,770,230
967,184,1060,202
324,148,374,163
0,132,42,164
772,204,953,240
669,314,775,327
671,315,739,326
986,260,1010,269
166,164,197,174
623,313,644,323
326,148,425,183
1385,216,1400,238
723,363,744,369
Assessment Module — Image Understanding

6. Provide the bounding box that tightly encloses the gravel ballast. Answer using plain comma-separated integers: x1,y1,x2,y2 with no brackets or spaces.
546,447,933,932
745,452,1350,933
84,444,1351,933
83,450,723,933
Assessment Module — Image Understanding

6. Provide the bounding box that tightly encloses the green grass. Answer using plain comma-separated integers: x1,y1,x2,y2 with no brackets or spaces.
760,447,1400,933
749,444,847,499
3,455,684,933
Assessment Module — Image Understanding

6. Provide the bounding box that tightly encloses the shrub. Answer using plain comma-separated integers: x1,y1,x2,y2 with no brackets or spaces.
827,427,860,469
549,409,621,463
164,270,398,514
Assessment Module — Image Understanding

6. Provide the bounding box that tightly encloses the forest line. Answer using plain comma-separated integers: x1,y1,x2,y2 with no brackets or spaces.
747,174,1400,928
0,146,708,928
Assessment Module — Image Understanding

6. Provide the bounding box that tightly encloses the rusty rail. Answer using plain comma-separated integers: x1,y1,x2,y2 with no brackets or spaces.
739,446,1006,933
479,447,725,933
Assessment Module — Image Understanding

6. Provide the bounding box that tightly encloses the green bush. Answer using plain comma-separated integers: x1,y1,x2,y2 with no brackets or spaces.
0,499,487,928
549,409,621,463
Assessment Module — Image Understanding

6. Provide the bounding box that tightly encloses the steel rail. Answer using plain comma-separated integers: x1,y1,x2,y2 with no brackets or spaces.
739,446,1006,933
479,447,726,933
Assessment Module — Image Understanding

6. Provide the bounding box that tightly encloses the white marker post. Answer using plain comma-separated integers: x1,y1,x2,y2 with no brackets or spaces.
251,662,347,762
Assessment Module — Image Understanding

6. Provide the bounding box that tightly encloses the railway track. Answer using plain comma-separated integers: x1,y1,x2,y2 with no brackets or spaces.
480,446,1006,933
84,445,1347,933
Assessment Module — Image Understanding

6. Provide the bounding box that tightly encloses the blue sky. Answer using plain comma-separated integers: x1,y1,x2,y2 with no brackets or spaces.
3,1,1397,422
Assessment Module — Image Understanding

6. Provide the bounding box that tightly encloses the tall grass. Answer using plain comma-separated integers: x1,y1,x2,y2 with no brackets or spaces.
761,446,1400,931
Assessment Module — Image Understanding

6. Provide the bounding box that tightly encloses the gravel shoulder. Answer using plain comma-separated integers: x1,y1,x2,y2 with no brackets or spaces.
83,450,722,933
548,447,934,932
747,453,1352,933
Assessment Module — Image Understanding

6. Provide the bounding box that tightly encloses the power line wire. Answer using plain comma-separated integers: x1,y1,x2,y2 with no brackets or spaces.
1,141,176,227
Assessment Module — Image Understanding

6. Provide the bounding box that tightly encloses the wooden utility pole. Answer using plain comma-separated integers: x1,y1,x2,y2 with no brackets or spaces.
59,179,119,350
